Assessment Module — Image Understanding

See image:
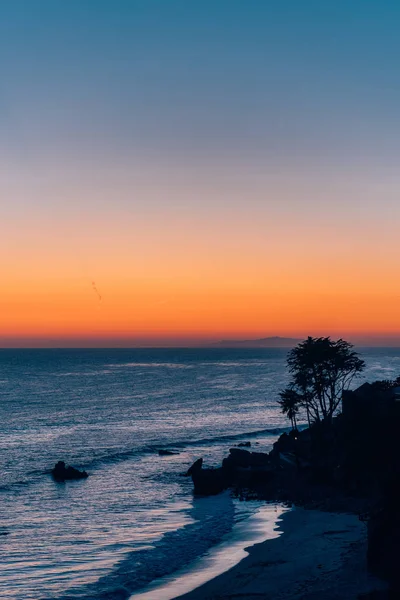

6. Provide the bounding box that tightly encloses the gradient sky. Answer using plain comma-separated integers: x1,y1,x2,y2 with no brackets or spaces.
2,1,400,346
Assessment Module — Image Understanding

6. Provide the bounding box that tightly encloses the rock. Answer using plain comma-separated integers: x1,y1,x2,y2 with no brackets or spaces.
192,467,228,496
237,441,251,447
367,476,400,586
221,448,274,489
187,449,275,495
272,432,294,453
185,458,203,477
186,458,228,495
222,448,271,470
51,461,88,482
158,449,177,456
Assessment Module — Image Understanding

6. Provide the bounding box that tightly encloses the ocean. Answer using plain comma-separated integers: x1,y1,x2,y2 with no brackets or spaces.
1,347,399,599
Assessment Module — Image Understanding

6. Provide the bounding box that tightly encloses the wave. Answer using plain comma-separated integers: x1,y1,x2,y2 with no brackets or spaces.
106,362,194,369
82,426,290,467
54,426,289,476
57,493,236,600
0,426,288,492
162,426,291,450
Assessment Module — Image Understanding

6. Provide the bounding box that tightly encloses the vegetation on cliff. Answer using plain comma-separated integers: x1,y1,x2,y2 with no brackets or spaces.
279,337,365,425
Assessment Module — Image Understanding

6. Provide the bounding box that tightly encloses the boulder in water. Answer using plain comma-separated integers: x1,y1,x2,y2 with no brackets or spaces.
237,441,251,447
192,467,228,496
185,458,203,477
222,448,271,470
51,461,88,482
158,449,178,456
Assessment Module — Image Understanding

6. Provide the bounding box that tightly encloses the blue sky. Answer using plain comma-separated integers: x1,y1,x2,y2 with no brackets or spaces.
2,0,400,167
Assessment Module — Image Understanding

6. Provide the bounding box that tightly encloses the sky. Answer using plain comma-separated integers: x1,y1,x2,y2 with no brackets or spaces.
2,1,400,347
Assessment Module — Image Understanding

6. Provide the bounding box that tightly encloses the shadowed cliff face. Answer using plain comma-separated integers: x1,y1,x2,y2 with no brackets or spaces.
187,381,400,591
366,476,400,591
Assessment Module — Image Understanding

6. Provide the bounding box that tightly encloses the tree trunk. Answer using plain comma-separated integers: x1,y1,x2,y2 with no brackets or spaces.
306,404,311,428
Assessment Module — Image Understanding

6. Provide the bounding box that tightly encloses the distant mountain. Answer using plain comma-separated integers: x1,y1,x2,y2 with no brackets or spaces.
213,336,301,348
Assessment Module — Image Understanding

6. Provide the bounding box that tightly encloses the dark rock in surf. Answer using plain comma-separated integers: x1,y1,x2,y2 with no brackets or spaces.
187,457,227,495
222,448,271,469
185,458,203,477
187,450,274,495
51,461,88,482
192,466,228,496
158,449,178,456
237,441,251,447
221,448,274,489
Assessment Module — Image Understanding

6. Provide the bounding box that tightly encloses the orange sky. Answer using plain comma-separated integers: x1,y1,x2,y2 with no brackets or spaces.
3,4,400,347
2,164,400,346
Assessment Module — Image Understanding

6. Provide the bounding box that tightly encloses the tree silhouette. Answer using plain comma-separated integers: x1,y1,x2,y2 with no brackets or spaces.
280,336,365,425
278,388,300,431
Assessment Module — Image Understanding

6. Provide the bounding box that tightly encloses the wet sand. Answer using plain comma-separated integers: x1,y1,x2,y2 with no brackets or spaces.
130,503,287,600
175,507,387,600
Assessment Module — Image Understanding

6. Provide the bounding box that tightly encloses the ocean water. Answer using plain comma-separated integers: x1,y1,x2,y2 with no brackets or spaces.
0,347,399,599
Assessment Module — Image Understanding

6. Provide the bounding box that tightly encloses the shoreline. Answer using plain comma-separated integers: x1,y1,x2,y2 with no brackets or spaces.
129,502,287,600
175,507,387,600
130,505,387,600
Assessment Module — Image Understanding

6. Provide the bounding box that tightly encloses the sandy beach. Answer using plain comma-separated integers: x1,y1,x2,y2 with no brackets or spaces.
175,507,387,600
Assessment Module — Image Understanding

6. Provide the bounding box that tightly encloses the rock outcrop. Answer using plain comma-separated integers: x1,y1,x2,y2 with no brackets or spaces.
187,449,274,495
222,448,271,469
51,461,89,482
191,466,228,496
185,458,203,477
366,476,400,590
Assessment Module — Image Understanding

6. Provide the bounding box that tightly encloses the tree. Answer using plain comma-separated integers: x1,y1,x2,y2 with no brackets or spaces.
278,388,300,431
279,336,365,425
370,379,395,391
370,376,400,391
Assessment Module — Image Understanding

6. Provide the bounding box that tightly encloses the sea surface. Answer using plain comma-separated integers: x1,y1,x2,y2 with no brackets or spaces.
1,347,399,599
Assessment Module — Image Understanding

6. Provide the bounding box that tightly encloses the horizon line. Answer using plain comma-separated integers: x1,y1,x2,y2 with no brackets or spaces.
2,343,400,350
2,334,400,349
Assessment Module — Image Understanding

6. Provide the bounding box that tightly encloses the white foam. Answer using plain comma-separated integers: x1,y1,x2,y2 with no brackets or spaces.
130,503,288,600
